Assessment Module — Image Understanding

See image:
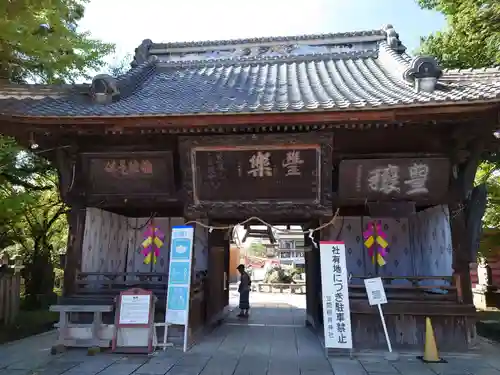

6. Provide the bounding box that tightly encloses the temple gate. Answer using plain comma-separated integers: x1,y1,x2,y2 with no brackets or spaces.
0,24,499,351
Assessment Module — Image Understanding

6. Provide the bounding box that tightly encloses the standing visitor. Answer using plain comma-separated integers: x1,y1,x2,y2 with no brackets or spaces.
236,264,251,318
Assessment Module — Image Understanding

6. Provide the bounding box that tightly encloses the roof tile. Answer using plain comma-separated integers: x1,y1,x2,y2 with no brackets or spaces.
0,30,499,118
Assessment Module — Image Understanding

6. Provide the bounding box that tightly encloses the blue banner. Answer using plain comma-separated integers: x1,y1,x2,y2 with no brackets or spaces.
165,225,194,325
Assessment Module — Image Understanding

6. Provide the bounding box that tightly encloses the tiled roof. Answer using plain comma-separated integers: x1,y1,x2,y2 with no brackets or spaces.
1,26,499,118
150,29,386,49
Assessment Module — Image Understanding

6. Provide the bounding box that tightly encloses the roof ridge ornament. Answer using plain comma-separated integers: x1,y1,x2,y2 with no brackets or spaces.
403,56,443,93
90,74,120,104
132,39,153,68
382,24,406,54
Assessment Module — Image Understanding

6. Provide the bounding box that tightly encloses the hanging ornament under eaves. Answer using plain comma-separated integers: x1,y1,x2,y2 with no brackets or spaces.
363,220,388,267
142,225,165,265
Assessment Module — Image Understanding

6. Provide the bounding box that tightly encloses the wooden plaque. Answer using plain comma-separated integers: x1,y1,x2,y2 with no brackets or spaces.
337,157,450,204
81,151,175,197
179,133,333,218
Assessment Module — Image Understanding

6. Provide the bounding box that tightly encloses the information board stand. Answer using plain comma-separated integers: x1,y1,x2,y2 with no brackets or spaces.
112,288,155,354
364,277,397,360
165,225,195,352
319,241,353,354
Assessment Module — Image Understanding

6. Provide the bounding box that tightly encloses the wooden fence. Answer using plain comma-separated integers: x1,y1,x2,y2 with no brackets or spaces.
0,253,23,325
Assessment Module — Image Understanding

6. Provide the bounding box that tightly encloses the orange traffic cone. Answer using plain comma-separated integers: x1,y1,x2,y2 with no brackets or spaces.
418,317,446,363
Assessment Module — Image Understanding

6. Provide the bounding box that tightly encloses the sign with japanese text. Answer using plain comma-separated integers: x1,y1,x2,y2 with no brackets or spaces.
319,241,353,350
82,151,175,196
165,226,194,327
364,277,387,306
192,146,320,202
118,294,152,325
337,158,450,203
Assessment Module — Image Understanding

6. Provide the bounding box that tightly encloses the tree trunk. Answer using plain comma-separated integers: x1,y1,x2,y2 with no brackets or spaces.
23,238,55,309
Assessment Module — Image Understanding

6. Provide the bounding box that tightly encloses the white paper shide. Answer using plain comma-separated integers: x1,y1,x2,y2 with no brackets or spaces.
118,294,151,325
319,241,352,349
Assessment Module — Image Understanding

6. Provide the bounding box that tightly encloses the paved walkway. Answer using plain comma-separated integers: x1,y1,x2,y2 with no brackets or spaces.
1,292,500,374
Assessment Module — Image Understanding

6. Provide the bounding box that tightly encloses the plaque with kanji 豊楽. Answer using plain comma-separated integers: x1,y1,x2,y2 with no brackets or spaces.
192,146,321,203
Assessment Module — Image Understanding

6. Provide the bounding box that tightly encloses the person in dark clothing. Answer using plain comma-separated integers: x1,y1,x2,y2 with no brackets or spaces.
236,264,251,318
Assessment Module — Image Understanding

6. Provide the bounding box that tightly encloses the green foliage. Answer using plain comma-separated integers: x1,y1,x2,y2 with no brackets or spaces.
419,1,500,258
264,266,298,284
416,0,500,69
476,162,500,228
9,180,68,309
0,0,114,83
249,242,267,257
0,0,119,309
476,162,500,257
0,137,68,308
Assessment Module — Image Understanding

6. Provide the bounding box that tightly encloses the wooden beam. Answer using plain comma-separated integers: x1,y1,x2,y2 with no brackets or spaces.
0,102,497,130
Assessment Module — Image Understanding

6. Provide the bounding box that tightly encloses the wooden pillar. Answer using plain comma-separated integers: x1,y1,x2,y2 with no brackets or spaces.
448,137,484,305
449,202,473,305
205,223,228,324
63,207,86,297
313,223,322,327
304,234,315,326
304,220,321,328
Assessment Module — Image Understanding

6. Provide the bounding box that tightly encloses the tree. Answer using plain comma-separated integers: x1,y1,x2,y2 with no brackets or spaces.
249,241,267,257
476,162,500,228
0,0,114,83
104,54,133,77
416,0,500,69
0,138,70,309
3,173,68,308
476,162,500,257
0,138,55,249
0,1,115,309
417,1,500,260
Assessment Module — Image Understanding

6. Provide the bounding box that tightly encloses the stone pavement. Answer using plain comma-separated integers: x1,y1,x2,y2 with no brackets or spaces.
1,292,500,375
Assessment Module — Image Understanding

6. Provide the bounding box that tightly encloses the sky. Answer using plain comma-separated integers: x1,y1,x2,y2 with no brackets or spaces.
79,0,446,64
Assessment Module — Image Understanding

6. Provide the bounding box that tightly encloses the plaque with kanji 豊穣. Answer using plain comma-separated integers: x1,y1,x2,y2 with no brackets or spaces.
337,158,450,203
192,146,320,202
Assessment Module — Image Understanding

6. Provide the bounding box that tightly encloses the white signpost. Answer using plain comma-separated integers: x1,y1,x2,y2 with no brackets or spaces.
319,241,353,350
363,277,393,354
165,225,194,352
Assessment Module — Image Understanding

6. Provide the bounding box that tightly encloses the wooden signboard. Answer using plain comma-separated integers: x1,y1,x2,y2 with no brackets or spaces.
179,134,333,217
194,146,319,202
337,157,450,203
112,288,155,354
81,151,175,197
